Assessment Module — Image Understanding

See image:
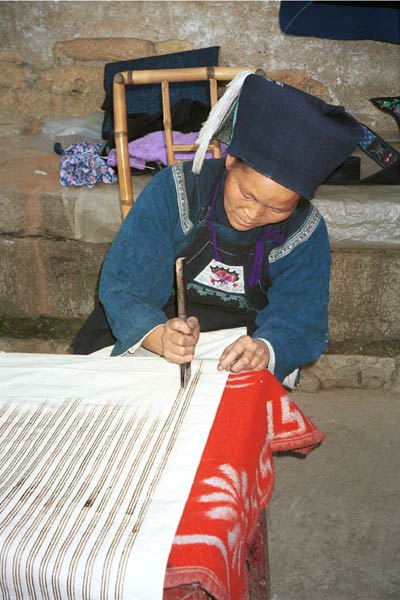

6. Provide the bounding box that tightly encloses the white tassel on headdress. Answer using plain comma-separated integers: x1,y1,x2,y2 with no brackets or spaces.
192,69,253,174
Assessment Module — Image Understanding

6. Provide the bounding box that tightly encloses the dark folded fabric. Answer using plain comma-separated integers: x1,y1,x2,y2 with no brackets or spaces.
102,46,219,139
323,156,361,184
125,98,210,142
357,162,400,184
322,124,400,186
323,159,400,185
71,304,115,355
279,1,400,44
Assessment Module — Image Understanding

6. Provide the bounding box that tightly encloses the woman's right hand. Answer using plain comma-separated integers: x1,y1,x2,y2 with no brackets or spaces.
161,316,200,364
142,316,200,364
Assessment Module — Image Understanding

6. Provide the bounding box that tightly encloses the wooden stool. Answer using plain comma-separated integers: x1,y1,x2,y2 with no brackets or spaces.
112,66,265,219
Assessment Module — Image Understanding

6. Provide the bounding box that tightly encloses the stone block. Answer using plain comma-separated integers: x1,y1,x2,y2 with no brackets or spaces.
154,40,193,55
0,88,103,120
300,354,397,390
0,189,73,239
315,186,400,250
39,65,104,95
0,237,109,318
0,52,23,65
391,363,400,392
56,38,152,62
0,113,32,137
0,134,122,243
358,356,397,389
0,62,30,89
0,136,64,213
0,337,70,354
267,69,330,101
62,185,122,243
310,354,362,389
329,250,400,343
296,366,321,393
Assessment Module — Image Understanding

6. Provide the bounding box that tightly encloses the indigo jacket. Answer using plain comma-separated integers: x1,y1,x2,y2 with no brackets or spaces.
99,159,331,382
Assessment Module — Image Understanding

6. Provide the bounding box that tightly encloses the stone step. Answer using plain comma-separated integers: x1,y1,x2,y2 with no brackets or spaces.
0,132,399,347
1,132,399,246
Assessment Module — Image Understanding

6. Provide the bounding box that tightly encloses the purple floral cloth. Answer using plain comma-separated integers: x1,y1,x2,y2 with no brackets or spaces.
107,131,227,170
59,142,117,188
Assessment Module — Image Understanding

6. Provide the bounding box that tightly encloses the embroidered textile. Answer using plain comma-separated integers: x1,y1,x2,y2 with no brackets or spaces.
370,96,400,131
59,142,117,188
359,124,400,169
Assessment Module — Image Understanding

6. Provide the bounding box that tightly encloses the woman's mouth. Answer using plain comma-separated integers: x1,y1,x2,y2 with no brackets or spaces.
237,216,256,228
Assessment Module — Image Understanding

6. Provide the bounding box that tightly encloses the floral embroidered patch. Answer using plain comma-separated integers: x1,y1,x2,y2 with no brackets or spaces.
194,259,245,294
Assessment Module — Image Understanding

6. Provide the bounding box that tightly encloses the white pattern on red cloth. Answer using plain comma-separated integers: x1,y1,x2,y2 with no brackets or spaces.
165,370,325,599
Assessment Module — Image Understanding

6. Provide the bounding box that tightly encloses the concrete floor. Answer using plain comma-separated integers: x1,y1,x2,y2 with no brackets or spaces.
268,388,400,600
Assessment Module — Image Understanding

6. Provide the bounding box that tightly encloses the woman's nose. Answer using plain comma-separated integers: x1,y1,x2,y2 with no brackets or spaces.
244,205,262,221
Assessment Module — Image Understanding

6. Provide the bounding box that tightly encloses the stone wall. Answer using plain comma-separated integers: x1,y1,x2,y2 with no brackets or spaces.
0,1,398,130
1,162,399,349
0,0,399,372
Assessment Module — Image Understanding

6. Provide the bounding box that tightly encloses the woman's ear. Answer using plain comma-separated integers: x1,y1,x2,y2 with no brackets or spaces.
225,154,236,171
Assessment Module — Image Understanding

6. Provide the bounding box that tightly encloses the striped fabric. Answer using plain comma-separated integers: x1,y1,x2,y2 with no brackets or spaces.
0,354,229,600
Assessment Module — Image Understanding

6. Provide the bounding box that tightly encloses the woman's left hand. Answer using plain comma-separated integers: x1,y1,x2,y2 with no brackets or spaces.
217,336,270,373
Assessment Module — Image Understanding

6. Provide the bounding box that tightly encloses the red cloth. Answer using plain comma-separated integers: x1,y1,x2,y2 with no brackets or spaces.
165,370,325,599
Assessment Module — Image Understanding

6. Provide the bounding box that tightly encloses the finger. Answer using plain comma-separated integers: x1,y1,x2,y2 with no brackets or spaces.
187,316,200,331
164,333,197,360
228,352,253,373
166,317,196,336
186,316,200,342
164,331,197,351
164,348,196,364
217,346,241,371
217,336,249,370
162,323,198,358
231,345,269,373
218,337,269,372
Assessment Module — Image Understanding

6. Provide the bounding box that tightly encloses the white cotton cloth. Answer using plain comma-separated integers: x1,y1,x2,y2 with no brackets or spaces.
92,327,298,389
0,353,229,600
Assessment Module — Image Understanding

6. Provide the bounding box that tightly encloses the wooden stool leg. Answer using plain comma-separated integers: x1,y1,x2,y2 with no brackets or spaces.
113,74,133,219
163,584,212,599
247,509,271,600
162,80,176,166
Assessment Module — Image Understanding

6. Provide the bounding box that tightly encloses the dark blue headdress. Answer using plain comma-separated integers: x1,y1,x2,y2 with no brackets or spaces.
193,73,363,199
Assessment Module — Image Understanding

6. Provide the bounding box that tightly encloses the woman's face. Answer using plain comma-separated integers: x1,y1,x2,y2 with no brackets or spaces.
223,155,300,231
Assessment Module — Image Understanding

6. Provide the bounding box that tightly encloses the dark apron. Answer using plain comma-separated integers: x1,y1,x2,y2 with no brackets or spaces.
162,179,274,335
71,178,280,353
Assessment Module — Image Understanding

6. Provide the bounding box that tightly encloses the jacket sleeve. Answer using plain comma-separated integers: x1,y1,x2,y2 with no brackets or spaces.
253,214,331,382
99,168,183,355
